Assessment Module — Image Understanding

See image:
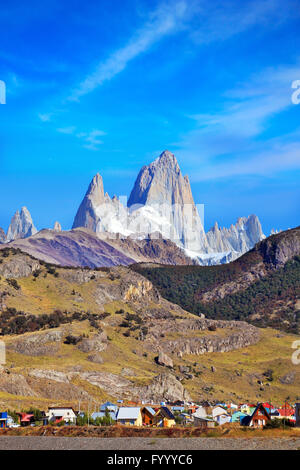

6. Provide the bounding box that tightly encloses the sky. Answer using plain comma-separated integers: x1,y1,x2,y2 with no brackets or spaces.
0,0,300,236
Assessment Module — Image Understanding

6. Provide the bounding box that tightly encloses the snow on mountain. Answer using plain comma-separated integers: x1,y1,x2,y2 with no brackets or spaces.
72,150,265,265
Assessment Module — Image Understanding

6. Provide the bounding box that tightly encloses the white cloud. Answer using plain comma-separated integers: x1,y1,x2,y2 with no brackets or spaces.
176,62,300,179
56,126,105,150
190,0,299,45
68,1,190,100
57,126,77,134
38,113,53,122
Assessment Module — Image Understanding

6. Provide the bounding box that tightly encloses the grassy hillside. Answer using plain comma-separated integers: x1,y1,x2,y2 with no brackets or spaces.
0,247,299,410
132,256,300,333
132,227,300,333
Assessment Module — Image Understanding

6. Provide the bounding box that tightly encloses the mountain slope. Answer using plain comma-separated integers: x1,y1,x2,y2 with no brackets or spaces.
132,227,300,333
0,247,299,409
1,228,194,268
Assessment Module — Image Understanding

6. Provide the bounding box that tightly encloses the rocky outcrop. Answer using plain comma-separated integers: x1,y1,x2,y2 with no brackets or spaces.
256,226,300,268
28,369,70,383
0,252,41,279
80,371,133,396
53,221,62,232
137,373,191,403
7,330,63,356
156,351,173,368
279,371,295,385
145,318,260,357
6,207,37,242
0,371,37,396
77,332,108,353
0,228,6,244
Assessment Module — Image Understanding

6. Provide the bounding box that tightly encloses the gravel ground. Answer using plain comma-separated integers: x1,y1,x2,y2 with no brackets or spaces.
0,436,299,450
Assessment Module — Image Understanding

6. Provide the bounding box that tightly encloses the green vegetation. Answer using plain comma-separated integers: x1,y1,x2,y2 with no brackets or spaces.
0,308,105,335
133,256,300,333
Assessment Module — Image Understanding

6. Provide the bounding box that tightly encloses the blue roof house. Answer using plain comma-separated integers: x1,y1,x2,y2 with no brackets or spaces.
100,402,118,413
0,412,8,428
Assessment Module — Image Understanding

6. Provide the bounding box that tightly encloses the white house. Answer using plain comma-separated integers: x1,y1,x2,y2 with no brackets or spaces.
47,407,77,424
116,407,142,426
212,406,228,419
212,406,231,425
192,406,207,419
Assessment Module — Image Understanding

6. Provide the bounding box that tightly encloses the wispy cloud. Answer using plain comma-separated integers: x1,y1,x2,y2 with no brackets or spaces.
190,0,299,45
56,126,106,150
176,62,300,179
68,1,190,100
189,63,300,139
38,113,53,122
57,126,77,135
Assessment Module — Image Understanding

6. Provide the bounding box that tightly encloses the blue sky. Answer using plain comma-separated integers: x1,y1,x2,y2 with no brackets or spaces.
0,0,299,235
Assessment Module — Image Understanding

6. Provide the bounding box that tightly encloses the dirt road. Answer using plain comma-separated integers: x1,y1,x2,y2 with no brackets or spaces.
0,436,299,450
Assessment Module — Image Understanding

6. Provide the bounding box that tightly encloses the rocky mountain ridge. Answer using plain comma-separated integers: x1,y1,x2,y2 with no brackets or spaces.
0,228,194,268
133,226,300,333
1,151,265,266
71,150,265,265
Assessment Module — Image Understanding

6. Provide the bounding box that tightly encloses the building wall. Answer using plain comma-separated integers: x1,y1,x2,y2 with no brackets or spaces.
296,404,300,427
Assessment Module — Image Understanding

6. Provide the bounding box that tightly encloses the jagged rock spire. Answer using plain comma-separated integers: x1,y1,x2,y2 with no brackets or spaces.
53,221,62,232
6,207,37,242
72,173,106,231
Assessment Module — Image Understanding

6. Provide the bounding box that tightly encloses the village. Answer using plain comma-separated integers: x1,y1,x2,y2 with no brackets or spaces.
0,400,300,431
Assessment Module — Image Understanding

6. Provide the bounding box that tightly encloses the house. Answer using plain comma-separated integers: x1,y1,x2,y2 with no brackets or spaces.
154,407,176,428
277,402,295,420
179,413,193,426
47,407,77,424
240,404,251,414
262,402,274,413
116,407,142,426
295,403,300,427
141,407,156,426
188,405,198,415
171,406,185,413
100,401,118,413
228,403,238,411
216,414,231,425
192,406,207,420
241,403,271,428
0,412,7,428
193,417,215,429
17,413,35,427
212,406,227,419
212,406,231,425
231,411,247,423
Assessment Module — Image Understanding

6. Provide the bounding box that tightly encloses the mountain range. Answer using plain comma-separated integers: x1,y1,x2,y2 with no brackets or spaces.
133,226,300,333
1,150,265,267
0,236,298,408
